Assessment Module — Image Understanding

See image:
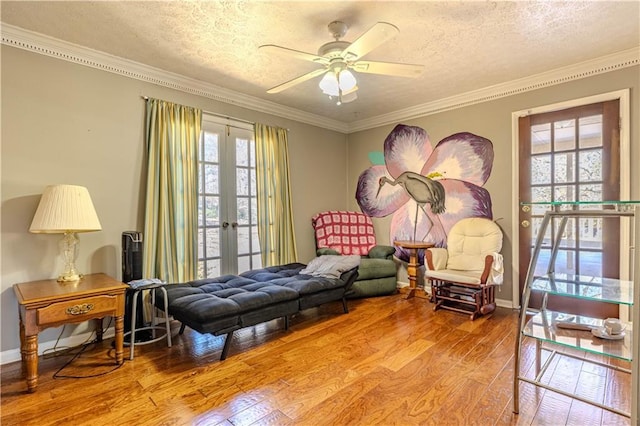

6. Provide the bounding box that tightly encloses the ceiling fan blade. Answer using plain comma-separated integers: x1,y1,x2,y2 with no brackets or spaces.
341,22,399,61
266,68,328,94
259,44,329,65
351,60,424,77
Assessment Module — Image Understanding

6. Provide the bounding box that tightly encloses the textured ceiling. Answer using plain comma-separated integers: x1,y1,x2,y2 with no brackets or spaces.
2,1,639,124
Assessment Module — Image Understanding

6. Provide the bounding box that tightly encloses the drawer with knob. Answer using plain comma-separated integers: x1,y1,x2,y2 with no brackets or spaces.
36,295,118,326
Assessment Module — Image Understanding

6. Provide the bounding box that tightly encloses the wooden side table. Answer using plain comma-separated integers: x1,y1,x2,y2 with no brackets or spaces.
13,273,127,392
393,240,434,299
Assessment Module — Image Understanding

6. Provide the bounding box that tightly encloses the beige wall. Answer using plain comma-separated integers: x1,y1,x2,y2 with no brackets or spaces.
0,46,347,354
346,65,640,304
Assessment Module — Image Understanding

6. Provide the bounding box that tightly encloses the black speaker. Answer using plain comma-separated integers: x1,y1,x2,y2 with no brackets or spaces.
122,231,143,284
122,231,145,335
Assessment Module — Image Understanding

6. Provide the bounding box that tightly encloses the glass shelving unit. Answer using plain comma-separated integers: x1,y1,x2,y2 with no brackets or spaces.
513,201,639,422
531,273,634,306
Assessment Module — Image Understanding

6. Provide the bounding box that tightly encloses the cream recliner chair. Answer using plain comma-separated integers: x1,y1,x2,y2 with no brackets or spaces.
425,217,503,320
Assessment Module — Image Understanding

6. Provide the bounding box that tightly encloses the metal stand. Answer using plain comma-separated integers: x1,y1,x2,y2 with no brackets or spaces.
124,284,172,360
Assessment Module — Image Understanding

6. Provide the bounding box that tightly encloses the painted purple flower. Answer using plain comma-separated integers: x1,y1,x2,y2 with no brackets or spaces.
356,124,494,262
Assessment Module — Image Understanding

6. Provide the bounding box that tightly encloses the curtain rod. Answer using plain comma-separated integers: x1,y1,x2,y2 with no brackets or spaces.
141,95,290,131
142,95,271,128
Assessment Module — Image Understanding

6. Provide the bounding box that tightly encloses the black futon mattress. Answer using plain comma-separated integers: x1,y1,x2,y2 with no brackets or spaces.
157,263,358,338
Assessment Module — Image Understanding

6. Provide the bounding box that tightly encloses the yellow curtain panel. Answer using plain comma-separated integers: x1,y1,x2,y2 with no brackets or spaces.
255,123,298,266
143,98,202,282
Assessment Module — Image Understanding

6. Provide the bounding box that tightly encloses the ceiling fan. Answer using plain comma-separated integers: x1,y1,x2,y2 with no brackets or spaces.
260,21,424,104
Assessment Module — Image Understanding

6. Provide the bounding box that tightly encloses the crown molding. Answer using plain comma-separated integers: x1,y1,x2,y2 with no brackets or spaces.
347,46,640,133
0,24,349,133
2,24,638,135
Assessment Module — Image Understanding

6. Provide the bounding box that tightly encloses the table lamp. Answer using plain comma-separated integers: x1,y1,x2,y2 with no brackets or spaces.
29,184,102,282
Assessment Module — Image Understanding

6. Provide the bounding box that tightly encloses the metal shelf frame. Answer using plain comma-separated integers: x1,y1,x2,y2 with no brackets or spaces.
513,203,639,423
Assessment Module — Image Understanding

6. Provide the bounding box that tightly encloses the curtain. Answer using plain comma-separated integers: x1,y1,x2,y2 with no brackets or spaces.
255,123,298,266
143,98,202,282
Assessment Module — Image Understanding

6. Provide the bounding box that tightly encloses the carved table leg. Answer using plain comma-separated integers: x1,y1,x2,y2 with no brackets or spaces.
19,315,26,376
114,315,124,364
24,334,38,393
405,248,418,299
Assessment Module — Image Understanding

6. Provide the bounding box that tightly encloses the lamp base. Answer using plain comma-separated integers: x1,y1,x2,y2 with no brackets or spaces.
57,273,83,283
58,232,82,283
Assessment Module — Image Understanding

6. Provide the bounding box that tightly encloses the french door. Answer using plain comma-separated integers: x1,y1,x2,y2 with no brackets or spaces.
197,116,261,279
518,100,621,316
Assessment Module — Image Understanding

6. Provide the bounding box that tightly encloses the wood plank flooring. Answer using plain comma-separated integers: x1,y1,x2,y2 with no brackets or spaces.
0,294,631,425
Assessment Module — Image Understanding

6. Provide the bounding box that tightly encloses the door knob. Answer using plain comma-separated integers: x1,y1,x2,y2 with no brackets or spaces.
231,222,238,229
222,221,229,229
521,220,530,228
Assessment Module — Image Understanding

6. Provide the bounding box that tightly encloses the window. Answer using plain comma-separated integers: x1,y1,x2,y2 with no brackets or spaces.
197,116,261,278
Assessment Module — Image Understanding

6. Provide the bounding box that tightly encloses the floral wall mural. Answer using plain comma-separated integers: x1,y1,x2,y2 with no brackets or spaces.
356,124,494,263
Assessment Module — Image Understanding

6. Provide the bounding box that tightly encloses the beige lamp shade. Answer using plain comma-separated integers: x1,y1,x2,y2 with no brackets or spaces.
30,184,102,233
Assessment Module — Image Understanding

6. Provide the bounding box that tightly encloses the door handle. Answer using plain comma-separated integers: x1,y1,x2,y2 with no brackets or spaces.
222,221,229,229
231,222,238,229
521,220,530,228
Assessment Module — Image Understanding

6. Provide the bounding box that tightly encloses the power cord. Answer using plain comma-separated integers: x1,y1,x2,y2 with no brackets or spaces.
52,339,124,379
42,323,98,359
42,325,74,358
47,318,125,379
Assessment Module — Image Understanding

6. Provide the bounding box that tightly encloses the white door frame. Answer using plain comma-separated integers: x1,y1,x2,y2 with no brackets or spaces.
510,89,631,309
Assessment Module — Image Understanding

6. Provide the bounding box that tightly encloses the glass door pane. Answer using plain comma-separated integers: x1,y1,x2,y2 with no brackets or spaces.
198,117,261,278
198,126,222,278
530,113,604,277
233,131,261,274
519,100,621,317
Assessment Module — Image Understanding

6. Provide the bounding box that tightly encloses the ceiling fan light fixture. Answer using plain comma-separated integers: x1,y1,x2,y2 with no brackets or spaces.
319,69,357,98
338,69,356,91
319,71,340,96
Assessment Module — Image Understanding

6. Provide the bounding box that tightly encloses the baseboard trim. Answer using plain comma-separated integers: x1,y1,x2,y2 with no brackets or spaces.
495,298,515,309
0,328,116,366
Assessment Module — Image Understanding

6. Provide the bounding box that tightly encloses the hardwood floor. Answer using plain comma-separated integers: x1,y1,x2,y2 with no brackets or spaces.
1,294,631,425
